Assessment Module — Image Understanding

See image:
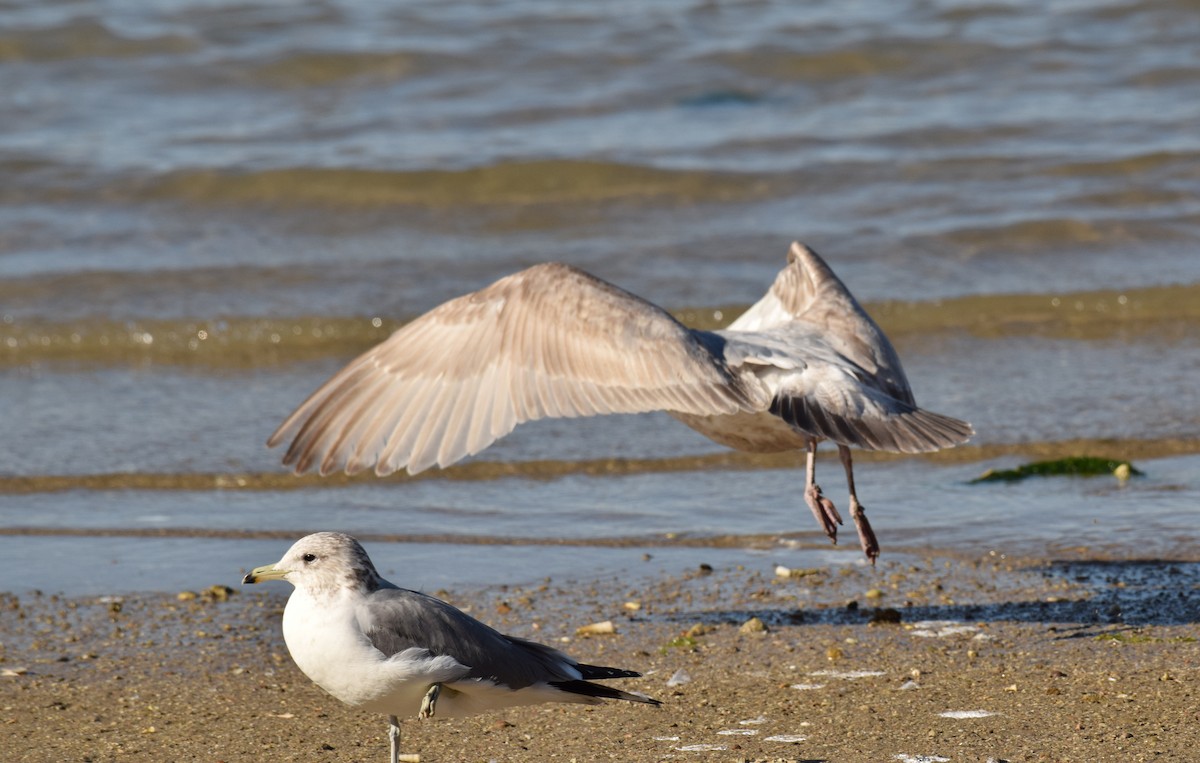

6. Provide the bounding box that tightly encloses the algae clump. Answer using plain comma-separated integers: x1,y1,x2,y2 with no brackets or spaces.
971,456,1144,484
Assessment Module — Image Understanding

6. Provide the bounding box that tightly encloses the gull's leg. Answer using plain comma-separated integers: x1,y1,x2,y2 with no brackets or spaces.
418,683,441,720
838,445,879,564
388,716,401,763
389,715,421,763
803,439,842,543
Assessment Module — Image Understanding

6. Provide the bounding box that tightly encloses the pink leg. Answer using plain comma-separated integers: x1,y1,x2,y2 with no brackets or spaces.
838,445,879,564
803,439,842,543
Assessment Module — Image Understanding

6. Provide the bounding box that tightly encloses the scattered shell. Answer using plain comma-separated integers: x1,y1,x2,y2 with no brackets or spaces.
202,584,235,602
666,668,692,687
810,669,885,680
675,744,727,752
1,667,29,677
623,601,641,611
790,683,825,690
176,591,197,602
764,734,808,743
717,729,758,736
653,736,681,741
909,621,978,638
738,716,767,725
775,565,822,579
574,620,616,637
894,756,950,763
939,709,996,719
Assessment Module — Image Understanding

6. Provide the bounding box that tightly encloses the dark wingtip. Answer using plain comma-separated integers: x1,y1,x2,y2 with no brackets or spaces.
549,679,662,706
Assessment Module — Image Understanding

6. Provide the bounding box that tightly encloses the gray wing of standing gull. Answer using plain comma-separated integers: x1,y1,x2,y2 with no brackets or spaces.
269,262,758,476
356,587,595,690
724,242,974,452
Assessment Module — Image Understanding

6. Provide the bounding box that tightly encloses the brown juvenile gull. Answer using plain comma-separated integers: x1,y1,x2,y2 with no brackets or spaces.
269,242,974,561
243,532,660,763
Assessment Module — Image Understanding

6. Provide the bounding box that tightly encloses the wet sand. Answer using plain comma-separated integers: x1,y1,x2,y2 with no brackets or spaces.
3,551,1197,762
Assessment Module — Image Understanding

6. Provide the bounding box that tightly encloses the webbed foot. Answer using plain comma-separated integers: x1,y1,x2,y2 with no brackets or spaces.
849,498,879,565
804,482,842,543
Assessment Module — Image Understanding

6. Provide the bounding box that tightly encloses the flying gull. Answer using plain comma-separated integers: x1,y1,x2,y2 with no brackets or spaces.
243,532,660,763
269,242,974,561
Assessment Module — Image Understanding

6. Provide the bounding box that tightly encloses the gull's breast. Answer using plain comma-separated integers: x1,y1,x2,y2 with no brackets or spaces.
281,593,432,710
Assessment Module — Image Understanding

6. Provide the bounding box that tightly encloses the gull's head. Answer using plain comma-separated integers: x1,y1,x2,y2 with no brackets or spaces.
242,532,383,596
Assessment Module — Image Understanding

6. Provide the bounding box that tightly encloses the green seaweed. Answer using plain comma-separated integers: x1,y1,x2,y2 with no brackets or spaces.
660,635,698,653
971,456,1144,483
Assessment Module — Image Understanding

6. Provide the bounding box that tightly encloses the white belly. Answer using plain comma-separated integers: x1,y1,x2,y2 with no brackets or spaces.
282,591,465,714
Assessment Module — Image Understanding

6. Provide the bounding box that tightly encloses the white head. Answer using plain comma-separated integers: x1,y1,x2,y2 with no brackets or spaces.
242,532,383,597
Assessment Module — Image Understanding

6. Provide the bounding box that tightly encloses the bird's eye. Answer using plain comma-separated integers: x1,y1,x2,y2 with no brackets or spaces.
302,553,317,564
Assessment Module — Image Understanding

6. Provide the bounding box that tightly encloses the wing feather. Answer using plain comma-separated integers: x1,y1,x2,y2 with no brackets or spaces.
771,385,973,454
270,262,754,475
357,588,578,690
718,243,972,454
728,241,914,405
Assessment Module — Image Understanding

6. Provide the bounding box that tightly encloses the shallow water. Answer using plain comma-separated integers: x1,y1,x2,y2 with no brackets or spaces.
1,0,1197,595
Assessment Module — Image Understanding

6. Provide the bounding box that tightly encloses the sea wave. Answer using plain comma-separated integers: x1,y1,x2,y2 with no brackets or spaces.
131,161,778,208
0,436,1196,496
711,38,1007,82
0,157,779,209
2,282,1195,368
0,17,197,62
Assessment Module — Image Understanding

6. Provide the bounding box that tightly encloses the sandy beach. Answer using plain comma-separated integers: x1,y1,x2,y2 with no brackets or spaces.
4,550,1197,762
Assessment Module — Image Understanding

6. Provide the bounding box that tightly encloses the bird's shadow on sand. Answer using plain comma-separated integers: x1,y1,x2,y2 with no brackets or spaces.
660,559,1200,632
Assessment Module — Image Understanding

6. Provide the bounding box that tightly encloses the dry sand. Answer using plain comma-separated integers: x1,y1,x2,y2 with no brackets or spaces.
2,550,1197,762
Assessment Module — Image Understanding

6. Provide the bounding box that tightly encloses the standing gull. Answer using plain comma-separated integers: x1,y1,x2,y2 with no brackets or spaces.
243,532,660,763
269,242,973,561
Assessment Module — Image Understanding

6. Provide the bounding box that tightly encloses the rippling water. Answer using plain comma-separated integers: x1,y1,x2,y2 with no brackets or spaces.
1,0,1198,595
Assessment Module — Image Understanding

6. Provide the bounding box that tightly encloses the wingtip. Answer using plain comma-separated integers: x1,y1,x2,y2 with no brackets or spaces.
787,240,818,264
639,693,664,707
